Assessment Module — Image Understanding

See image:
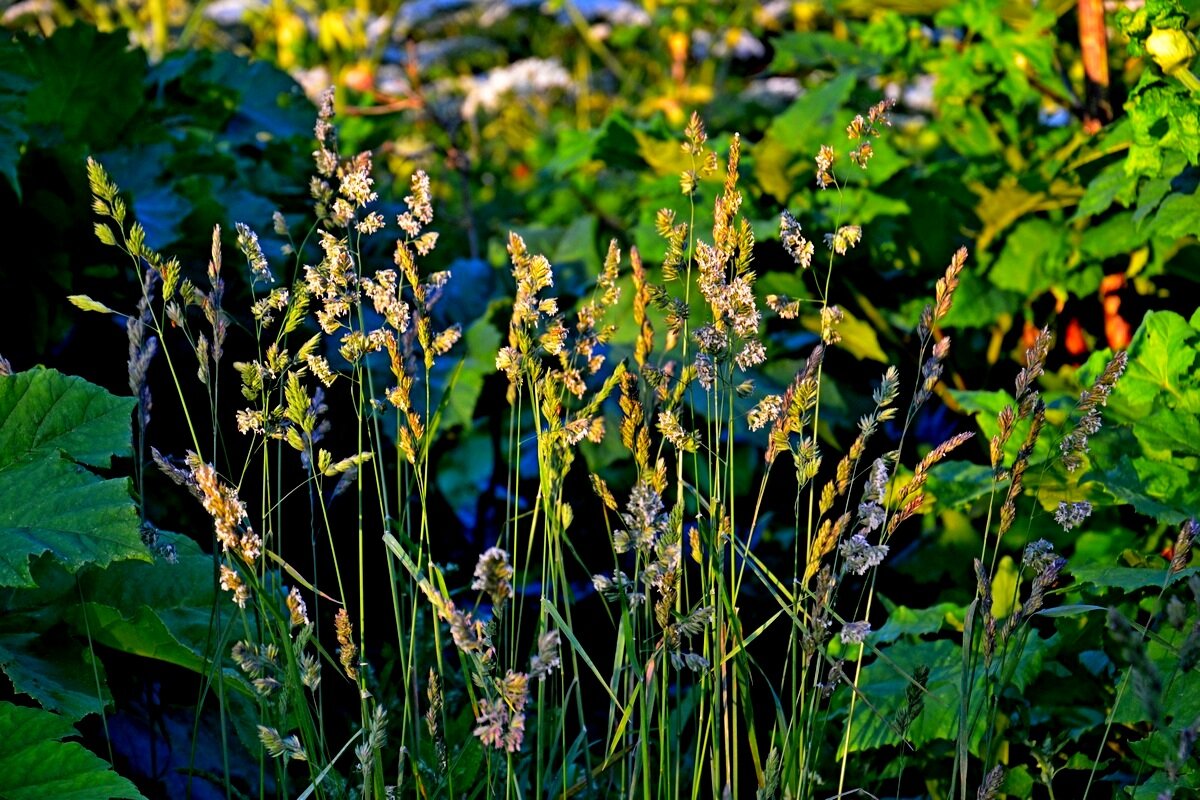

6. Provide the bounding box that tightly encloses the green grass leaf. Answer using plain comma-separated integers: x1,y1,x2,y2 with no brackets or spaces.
0,701,145,799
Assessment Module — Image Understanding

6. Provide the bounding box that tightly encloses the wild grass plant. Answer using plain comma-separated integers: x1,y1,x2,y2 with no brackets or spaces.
63,80,1199,800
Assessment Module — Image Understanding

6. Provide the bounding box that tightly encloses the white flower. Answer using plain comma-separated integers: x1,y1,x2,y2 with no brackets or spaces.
461,58,573,118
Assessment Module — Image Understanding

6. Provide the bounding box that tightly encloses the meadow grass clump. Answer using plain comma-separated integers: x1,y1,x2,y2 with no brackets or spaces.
73,85,1155,800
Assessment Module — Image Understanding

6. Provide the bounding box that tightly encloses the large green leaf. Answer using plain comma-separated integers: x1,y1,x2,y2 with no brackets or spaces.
0,39,31,198
839,638,965,754
193,52,313,143
755,72,856,198
1082,310,1200,523
872,602,967,645
0,701,145,799
1073,564,1195,591
0,369,144,586
926,460,1000,510
988,218,1070,296
19,25,144,147
843,631,1057,754
1108,310,1200,419
0,632,110,722
0,368,134,470
72,533,220,674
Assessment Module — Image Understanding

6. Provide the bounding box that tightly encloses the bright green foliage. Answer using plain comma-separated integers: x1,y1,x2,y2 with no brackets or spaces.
1086,311,1200,523
2,0,1199,795
0,368,145,587
0,701,146,800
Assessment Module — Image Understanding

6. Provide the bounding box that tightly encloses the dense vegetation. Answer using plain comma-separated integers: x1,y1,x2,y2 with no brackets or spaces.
0,0,1198,798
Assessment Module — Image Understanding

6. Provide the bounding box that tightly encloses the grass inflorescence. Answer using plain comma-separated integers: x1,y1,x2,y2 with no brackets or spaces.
74,84,1193,800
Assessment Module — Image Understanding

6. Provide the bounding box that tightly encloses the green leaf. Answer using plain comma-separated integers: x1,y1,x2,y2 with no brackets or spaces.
939,268,1020,329
195,52,313,143
1080,211,1150,260
801,306,887,362
0,368,135,470
591,112,646,172
73,533,221,674
0,369,145,587
1092,453,1200,524
950,388,1065,466
0,633,110,722
927,460,1000,510
0,455,145,588
755,72,856,198
988,218,1070,296
0,701,145,799
1113,310,1200,417
840,638,966,753
553,214,602,281
436,430,493,529
769,32,871,71
1080,311,1200,522
1072,565,1194,590
0,39,32,198
871,602,966,644
19,25,144,147
1075,159,1134,219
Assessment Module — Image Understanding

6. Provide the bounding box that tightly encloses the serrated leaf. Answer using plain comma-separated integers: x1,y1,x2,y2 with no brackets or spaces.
0,455,146,587
842,630,1057,754
1111,310,1199,418
0,701,145,799
0,369,145,587
1072,565,1194,590
20,26,144,148
0,368,134,469
0,632,110,722
1081,311,1200,523
839,638,965,753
